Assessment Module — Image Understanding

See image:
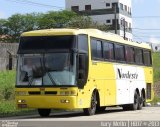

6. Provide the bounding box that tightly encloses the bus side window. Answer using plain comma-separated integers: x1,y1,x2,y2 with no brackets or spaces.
115,44,125,62
143,50,152,66
91,38,103,60
135,48,143,65
78,35,88,53
77,34,89,88
103,42,114,60
125,46,135,63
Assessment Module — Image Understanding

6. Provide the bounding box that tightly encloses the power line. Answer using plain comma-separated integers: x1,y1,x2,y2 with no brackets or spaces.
132,16,160,19
132,33,146,42
6,0,63,9
133,35,160,38
132,28,160,31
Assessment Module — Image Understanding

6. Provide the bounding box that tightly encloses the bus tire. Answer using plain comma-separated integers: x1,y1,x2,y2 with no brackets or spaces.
143,99,146,107
142,93,146,107
96,106,106,112
122,105,130,111
38,109,51,117
129,91,139,110
83,91,97,116
138,96,143,110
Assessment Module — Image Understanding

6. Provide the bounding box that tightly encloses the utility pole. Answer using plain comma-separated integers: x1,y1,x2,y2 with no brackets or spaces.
121,18,126,40
114,4,117,34
123,18,126,40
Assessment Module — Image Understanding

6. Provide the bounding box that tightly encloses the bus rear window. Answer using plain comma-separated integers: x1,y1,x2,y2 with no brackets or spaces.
135,48,143,65
18,35,76,53
143,50,152,66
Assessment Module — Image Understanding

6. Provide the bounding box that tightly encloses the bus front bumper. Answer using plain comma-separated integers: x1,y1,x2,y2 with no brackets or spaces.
16,95,78,109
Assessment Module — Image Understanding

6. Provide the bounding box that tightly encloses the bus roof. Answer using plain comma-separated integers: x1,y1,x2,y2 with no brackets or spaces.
21,29,151,50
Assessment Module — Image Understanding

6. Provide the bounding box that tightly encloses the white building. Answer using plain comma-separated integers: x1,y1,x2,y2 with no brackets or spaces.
65,0,133,41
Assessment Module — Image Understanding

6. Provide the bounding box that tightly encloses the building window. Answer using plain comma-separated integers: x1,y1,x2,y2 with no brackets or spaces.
106,3,110,7
130,8,132,15
85,5,91,11
128,7,130,13
71,6,79,12
125,21,128,28
129,23,131,28
120,3,123,10
112,3,118,9
124,5,127,11
106,20,111,24
120,19,123,26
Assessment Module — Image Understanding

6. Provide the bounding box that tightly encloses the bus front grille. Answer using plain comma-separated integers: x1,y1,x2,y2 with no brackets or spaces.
29,91,41,95
45,91,57,95
28,91,57,95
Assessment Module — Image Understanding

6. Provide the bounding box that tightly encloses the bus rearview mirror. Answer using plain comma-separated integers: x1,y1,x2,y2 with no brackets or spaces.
78,54,86,88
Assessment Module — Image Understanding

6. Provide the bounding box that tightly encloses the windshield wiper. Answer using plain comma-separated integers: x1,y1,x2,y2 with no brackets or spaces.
28,62,44,86
28,68,34,86
42,54,57,85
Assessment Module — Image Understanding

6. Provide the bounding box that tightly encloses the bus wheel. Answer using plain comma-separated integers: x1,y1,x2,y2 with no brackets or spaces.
122,105,130,111
83,91,97,116
97,106,106,112
38,109,51,117
142,94,146,107
129,91,139,110
138,96,143,110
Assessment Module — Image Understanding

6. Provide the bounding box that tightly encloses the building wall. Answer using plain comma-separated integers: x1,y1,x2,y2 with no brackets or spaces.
66,0,131,10
65,0,133,40
0,43,18,70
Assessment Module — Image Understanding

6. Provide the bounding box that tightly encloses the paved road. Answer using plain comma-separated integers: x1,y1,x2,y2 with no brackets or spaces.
1,107,160,127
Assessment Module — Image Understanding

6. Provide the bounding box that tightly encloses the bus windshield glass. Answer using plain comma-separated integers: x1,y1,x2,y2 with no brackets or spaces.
16,53,76,86
18,35,76,53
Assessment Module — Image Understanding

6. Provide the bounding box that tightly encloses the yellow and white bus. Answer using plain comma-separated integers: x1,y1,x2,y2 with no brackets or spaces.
16,29,153,116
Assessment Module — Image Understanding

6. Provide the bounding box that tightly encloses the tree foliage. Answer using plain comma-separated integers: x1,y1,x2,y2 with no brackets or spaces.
0,10,109,43
37,10,77,29
66,16,109,31
0,13,39,42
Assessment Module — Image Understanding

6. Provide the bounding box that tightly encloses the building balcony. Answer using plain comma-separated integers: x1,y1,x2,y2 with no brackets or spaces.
74,8,131,18
107,23,132,33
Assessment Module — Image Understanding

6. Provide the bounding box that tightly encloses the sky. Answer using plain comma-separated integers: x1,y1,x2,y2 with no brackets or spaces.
132,0,160,44
0,0,160,44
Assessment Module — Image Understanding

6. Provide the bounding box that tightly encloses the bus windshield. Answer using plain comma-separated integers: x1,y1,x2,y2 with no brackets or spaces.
18,35,76,53
16,53,76,86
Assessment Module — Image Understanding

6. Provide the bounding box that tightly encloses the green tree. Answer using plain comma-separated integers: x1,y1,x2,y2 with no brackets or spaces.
67,16,110,31
0,19,9,42
37,10,77,29
0,13,39,43
22,13,40,31
0,11,110,43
